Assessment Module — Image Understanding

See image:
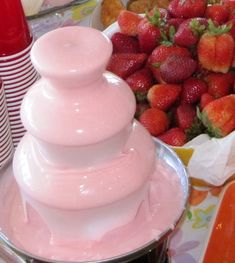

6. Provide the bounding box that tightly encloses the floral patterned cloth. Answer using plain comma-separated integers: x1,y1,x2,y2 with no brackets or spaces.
168,186,222,263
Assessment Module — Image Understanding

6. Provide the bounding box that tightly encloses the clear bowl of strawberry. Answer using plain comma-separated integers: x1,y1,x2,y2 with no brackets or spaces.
102,0,235,187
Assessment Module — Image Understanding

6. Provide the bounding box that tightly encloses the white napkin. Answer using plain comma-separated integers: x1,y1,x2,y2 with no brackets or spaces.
184,132,235,186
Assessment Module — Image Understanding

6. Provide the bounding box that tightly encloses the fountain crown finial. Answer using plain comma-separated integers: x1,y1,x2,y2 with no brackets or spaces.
31,26,113,88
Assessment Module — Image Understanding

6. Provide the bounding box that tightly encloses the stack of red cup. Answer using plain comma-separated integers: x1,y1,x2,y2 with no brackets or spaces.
0,0,39,147
0,80,14,168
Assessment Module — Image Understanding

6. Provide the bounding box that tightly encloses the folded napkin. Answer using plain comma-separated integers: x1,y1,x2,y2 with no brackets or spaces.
185,131,235,186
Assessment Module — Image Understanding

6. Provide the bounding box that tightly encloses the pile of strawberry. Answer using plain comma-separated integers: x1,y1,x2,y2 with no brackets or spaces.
106,0,235,146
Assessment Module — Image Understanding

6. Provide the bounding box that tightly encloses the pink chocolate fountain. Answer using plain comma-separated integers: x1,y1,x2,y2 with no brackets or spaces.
0,26,188,262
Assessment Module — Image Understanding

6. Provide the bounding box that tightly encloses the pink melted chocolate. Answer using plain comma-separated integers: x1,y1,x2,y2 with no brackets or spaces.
0,160,184,262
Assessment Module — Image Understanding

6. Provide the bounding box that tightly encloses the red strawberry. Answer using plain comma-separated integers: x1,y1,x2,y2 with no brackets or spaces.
200,92,215,110
111,32,140,53
126,68,154,93
175,104,196,130
137,9,162,54
147,83,181,110
117,10,143,36
181,77,208,104
233,51,235,68
160,54,197,83
205,72,235,98
158,127,187,146
230,9,235,20
223,0,235,9
200,94,235,137
198,20,235,73
167,18,185,32
107,53,147,79
205,4,230,25
168,0,207,19
139,108,169,136
174,18,208,47
148,44,191,82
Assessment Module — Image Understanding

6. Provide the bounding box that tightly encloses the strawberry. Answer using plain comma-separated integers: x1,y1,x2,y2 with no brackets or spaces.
137,9,163,54
230,9,235,20
158,127,187,146
111,32,140,53
222,0,235,9
148,44,191,82
147,84,181,110
159,54,197,83
232,51,235,68
181,77,208,104
174,18,208,47
139,108,169,136
166,18,185,32
199,94,235,137
117,10,143,36
200,92,215,110
107,53,147,79
198,20,235,73
205,4,230,25
126,68,154,93
168,0,207,19
175,104,196,130
205,72,235,98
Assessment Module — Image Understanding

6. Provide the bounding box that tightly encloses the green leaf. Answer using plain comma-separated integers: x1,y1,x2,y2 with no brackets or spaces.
135,92,147,103
187,210,193,220
169,25,176,42
189,19,206,36
186,116,206,141
152,62,161,68
146,8,161,27
207,19,232,36
160,31,173,46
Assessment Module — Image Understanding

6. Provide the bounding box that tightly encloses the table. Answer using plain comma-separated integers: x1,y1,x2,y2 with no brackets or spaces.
168,185,222,263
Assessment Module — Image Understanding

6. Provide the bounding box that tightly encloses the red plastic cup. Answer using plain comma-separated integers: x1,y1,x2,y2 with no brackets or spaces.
0,0,32,57
0,80,14,167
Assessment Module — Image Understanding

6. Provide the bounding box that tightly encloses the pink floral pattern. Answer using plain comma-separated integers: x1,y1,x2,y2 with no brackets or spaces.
168,229,200,263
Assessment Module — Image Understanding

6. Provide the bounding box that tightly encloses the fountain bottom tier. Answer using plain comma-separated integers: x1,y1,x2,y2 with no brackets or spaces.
0,141,188,263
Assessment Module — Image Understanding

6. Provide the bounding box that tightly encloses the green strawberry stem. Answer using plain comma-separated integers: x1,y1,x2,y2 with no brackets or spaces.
152,62,161,68
169,25,176,42
207,0,221,4
186,116,206,141
207,19,232,36
160,29,174,46
145,8,162,27
190,19,207,36
135,92,147,103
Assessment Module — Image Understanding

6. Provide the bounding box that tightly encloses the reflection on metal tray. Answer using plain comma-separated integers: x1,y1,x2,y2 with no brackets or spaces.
0,240,170,263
